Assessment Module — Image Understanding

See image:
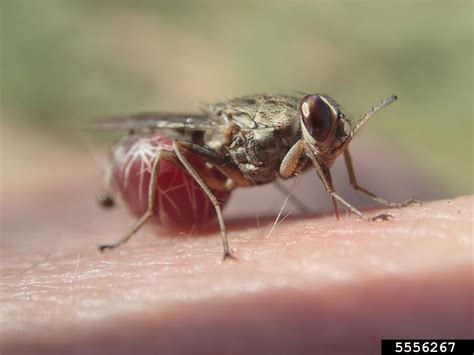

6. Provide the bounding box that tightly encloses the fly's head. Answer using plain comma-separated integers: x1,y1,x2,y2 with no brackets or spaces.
298,93,398,168
299,94,351,167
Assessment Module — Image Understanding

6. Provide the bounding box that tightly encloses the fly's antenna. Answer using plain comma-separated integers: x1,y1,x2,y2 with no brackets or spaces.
346,95,398,144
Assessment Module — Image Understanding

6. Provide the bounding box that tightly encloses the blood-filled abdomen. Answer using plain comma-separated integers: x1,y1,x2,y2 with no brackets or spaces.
105,133,231,227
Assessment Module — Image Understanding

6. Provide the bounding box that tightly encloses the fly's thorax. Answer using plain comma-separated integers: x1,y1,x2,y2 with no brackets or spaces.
201,94,303,185
223,126,298,185
203,122,238,153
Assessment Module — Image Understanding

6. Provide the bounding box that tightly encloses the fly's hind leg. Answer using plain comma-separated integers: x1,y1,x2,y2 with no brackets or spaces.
97,191,115,208
343,149,421,208
98,149,176,252
173,141,235,260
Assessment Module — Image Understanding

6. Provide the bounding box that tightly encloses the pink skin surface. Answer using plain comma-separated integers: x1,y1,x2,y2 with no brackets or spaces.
0,141,472,354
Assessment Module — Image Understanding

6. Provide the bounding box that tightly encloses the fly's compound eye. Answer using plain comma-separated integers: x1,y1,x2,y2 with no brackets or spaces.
300,95,334,141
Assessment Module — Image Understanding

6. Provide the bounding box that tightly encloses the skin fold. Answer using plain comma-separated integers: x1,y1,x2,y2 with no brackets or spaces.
0,140,472,354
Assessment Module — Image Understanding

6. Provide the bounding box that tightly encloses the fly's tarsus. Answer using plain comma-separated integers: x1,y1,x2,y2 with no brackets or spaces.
97,191,114,208
402,198,422,207
223,251,237,262
371,213,393,221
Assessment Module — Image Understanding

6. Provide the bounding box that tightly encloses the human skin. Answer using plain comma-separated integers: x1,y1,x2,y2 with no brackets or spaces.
0,136,473,354
1,185,472,354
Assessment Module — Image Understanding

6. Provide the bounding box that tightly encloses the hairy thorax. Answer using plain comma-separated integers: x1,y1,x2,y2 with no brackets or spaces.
203,94,302,186
226,128,288,185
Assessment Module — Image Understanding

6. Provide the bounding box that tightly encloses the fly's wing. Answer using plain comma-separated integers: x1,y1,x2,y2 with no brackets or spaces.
208,94,301,130
87,94,301,134
87,112,225,132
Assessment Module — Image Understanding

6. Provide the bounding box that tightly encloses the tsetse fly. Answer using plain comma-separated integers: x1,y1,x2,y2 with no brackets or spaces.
94,93,419,260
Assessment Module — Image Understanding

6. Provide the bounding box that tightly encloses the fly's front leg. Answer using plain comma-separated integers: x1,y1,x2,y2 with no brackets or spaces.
98,150,171,251
281,139,339,215
343,149,421,208
304,144,388,221
278,139,313,213
172,141,235,261
280,139,305,179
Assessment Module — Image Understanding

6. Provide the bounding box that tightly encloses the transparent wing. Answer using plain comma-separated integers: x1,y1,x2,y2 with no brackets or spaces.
86,112,224,132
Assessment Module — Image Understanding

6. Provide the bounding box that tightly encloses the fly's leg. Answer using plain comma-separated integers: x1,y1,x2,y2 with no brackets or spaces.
172,141,235,261
278,139,313,213
99,150,168,251
304,143,389,221
97,191,115,208
317,163,359,220
175,140,252,188
285,140,342,218
343,149,421,208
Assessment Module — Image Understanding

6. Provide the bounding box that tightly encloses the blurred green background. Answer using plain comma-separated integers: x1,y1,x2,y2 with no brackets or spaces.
1,1,472,194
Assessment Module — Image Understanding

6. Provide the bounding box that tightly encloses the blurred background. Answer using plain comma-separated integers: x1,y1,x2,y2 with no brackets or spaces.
1,1,472,221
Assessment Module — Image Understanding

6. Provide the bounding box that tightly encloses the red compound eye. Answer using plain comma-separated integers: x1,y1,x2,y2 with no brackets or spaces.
108,134,231,227
300,95,334,141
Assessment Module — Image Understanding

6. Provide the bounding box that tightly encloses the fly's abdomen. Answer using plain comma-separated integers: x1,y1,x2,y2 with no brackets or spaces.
106,133,231,226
